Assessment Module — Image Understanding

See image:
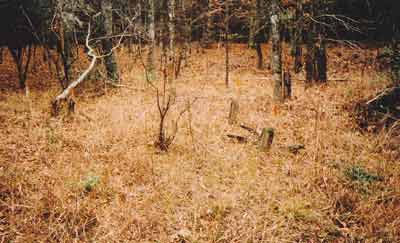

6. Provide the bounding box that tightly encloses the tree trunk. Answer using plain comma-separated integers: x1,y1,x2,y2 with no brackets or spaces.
56,0,75,89
147,0,156,81
256,44,264,69
305,0,327,85
63,31,74,88
305,18,315,86
248,0,258,48
168,0,176,58
255,0,264,69
225,0,230,88
168,0,178,81
283,71,292,99
315,35,327,83
271,0,283,102
184,0,193,58
292,0,303,73
391,40,400,85
101,0,119,83
305,46,314,86
202,0,213,48
9,45,32,89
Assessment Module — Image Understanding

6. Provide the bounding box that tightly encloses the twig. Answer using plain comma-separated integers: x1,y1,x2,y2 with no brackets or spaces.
227,134,248,143
366,87,398,105
239,123,260,136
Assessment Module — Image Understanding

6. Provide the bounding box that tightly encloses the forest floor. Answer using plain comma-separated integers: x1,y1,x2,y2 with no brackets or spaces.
0,43,399,242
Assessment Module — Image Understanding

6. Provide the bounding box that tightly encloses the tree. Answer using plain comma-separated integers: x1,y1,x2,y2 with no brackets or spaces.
291,0,303,73
8,46,32,89
202,0,214,49
100,0,119,83
250,0,265,69
147,0,156,82
225,0,230,88
271,0,283,102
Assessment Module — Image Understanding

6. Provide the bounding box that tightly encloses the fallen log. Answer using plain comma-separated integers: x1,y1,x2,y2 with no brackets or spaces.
227,134,248,143
239,123,260,136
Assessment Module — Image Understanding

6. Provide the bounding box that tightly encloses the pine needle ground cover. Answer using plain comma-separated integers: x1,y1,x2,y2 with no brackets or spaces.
0,44,399,242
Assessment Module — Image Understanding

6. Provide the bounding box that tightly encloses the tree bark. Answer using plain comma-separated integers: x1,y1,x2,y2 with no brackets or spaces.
225,0,230,88
305,0,328,85
228,99,239,125
305,17,315,86
168,0,176,58
391,40,400,85
315,35,327,83
61,29,74,88
255,0,264,69
101,0,119,83
202,0,213,48
292,0,303,73
9,45,32,89
258,128,274,151
283,71,292,99
147,0,156,81
271,0,283,102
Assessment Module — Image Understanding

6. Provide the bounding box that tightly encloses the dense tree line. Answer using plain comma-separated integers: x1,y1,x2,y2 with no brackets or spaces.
0,0,399,100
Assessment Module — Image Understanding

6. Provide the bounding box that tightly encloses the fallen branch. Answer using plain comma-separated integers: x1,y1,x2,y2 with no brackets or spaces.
366,87,400,106
227,134,248,143
239,123,260,136
287,144,305,154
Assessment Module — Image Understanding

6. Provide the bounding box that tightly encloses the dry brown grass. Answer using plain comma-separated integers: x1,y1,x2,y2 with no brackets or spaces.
0,43,399,242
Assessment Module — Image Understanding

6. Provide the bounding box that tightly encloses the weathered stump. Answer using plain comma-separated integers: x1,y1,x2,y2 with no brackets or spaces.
258,128,274,151
228,99,239,125
51,97,76,117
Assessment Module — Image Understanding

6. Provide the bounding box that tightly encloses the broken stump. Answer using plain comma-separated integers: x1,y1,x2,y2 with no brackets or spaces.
228,99,239,125
258,128,274,151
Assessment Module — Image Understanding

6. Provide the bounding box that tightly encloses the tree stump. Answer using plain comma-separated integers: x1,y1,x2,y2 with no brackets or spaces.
258,128,274,151
51,97,76,117
228,99,239,125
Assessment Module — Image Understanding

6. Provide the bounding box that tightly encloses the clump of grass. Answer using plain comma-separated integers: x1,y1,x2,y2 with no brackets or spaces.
344,166,382,184
82,175,100,192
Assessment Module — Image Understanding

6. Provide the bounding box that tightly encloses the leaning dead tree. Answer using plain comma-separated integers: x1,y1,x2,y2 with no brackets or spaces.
51,23,98,116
